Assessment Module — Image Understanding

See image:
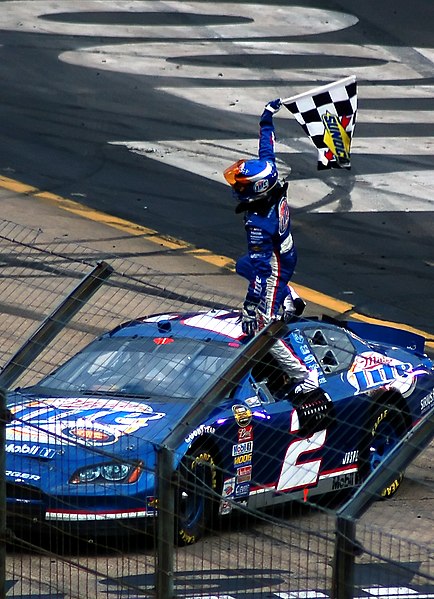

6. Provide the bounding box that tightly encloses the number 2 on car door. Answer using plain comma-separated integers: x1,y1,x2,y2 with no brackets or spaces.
276,410,327,492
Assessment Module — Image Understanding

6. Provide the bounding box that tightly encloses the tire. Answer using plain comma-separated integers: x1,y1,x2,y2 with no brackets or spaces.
361,404,406,499
175,446,219,546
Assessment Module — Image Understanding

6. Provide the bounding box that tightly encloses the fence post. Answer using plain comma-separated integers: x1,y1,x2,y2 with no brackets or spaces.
337,404,434,521
155,319,287,598
156,445,175,599
332,515,360,599
0,260,113,389
331,404,434,599
0,388,11,599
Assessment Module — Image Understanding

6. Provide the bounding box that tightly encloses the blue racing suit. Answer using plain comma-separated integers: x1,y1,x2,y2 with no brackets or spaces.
236,105,310,380
236,106,297,316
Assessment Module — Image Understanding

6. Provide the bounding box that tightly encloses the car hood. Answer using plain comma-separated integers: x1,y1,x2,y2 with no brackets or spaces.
6,392,200,454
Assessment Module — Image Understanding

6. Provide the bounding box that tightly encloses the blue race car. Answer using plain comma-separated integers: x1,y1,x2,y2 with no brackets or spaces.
5,309,434,544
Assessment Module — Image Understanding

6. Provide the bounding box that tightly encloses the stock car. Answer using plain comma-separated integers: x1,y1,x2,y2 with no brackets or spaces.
5,309,434,545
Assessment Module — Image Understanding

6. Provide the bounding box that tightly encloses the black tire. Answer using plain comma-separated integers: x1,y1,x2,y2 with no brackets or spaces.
175,446,219,546
360,404,407,499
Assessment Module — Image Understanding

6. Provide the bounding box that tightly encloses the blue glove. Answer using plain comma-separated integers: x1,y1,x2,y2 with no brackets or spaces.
265,98,282,114
241,302,258,335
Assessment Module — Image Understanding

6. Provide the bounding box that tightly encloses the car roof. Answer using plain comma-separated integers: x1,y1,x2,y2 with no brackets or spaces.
104,309,246,344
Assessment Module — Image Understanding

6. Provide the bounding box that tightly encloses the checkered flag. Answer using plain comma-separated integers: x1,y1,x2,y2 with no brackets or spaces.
281,76,357,170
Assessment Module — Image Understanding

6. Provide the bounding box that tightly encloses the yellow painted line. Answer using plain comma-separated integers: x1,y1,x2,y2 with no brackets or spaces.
0,175,38,194
1,174,433,350
294,284,354,314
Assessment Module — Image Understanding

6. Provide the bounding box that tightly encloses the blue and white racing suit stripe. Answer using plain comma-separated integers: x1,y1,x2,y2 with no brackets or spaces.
235,106,309,380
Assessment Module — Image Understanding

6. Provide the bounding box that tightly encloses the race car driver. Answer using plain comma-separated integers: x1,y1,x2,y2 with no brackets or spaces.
223,98,319,393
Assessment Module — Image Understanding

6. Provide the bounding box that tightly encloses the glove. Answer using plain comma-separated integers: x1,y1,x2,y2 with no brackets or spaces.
241,302,258,336
282,287,306,323
293,297,307,316
282,294,296,323
294,369,319,394
265,98,282,114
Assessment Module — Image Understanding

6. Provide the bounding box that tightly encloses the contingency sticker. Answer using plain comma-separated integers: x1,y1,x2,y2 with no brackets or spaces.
232,404,252,427
232,441,253,457
238,425,253,442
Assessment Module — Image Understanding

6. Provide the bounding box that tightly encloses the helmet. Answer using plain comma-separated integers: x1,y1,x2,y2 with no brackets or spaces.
223,159,278,205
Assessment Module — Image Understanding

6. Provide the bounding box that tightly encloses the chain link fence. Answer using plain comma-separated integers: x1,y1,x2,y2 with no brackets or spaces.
0,219,433,599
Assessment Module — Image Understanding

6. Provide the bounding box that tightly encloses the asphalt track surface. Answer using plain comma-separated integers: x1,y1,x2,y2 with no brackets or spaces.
0,4,433,596
0,0,432,342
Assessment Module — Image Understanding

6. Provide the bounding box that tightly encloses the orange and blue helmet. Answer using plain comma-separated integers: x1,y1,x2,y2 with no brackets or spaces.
223,159,278,205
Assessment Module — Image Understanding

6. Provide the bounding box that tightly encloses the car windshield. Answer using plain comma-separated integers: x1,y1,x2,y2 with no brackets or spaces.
34,336,241,400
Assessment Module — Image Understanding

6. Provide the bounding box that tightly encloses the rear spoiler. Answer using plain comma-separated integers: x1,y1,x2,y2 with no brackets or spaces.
320,315,426,354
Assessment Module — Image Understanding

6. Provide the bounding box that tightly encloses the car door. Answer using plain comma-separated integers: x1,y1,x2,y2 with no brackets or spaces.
243,353,331,504
288,323,369,489
245,324,366,503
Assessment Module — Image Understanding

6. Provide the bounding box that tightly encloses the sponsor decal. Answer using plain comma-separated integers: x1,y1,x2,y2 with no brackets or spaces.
238,425,253,442
347,352,416,396
253,178,269,194
6,470,40,481
331,471,358,491
236,465,252,483
245,395,261,408
146,497,158,511
232,404,252,427
235,482,250,497
62,427,116,444
250,227,262,238
185,424,216,445
11,398,156,412
421,390,434,412
321,111,351,164
222,477,236,498
291,330,305,345
278,197,290,235
5,443,56,459
232,441,253,457
218,500,232,516
7,399,165,446
289,332,326,385
234,453,252,467
342,450,358,465
299,343,311,356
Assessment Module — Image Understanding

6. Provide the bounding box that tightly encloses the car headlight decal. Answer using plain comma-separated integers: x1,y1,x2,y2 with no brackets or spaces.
70,461,142,484
101,463,131,482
